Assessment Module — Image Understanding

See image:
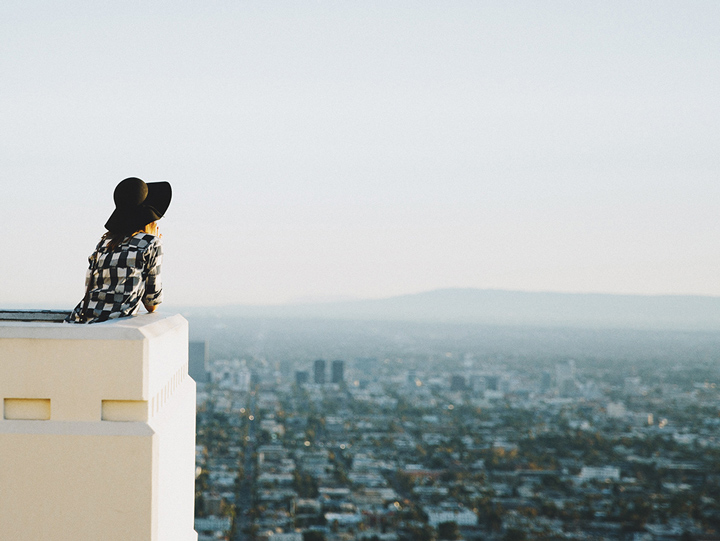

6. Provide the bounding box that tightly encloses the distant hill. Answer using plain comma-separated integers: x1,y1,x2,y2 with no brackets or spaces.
173,288,720,331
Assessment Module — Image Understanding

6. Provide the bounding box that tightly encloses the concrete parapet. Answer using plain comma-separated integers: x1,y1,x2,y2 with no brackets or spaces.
0,313,198,541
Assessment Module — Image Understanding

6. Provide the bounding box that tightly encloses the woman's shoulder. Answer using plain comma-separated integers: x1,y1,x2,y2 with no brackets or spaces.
129,232,162,249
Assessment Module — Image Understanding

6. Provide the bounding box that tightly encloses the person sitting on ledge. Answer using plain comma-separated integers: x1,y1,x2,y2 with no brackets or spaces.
67,177,172,324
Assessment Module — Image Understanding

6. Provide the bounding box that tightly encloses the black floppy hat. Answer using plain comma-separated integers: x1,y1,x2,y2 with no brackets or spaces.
104,177,172,234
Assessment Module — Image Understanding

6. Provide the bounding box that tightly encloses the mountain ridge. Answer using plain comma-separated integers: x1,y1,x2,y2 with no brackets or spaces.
171,288,720,331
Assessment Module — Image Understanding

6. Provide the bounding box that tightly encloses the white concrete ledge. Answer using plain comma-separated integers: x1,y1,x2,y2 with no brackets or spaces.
0,313,189,422
0,312,197,541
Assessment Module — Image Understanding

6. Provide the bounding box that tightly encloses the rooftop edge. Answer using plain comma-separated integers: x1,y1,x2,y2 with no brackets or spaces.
0,312,187,341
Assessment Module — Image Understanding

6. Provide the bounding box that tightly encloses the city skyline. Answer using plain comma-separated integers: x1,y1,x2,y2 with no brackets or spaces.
3,1,720,307
190,316,720,539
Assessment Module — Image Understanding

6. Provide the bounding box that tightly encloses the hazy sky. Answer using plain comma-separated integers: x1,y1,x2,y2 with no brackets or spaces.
2,1,719,306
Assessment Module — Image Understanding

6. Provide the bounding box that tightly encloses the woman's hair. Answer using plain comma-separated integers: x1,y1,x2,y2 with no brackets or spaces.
102,222,157,251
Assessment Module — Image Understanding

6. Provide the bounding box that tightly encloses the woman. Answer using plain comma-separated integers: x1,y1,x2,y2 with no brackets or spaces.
67,177,172,324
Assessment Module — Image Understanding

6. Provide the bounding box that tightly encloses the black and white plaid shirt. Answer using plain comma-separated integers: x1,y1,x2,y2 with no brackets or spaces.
67,232,163,324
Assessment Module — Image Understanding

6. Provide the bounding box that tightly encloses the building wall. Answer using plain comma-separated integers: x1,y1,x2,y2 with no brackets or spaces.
331,359,344,384
314,359,326,384
189,340,210,383
0,313,197,541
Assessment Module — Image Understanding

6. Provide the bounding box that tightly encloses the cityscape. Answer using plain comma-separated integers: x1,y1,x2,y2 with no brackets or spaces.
3,2,719,540
189,319,720,541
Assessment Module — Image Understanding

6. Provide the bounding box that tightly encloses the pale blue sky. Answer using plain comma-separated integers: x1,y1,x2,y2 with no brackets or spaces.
2,1,719,306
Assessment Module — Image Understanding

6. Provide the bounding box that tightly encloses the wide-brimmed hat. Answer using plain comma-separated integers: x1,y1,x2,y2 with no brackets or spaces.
104,177,172,234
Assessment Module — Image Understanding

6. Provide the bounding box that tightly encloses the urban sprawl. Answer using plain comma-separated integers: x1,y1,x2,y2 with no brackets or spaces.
192,342,720,541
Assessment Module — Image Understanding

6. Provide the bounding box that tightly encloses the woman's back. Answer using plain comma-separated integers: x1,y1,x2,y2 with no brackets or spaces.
67,231,163,324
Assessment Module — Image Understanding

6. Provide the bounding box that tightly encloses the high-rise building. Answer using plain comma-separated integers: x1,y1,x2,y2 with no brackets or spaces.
278,360,293,384
0,312,197,540
295,370,309,386
556,360,576,386
556,360,578,397
237,362,252,392
331,360,344,384
355,357,379,382
189,340,210,383
314,359,326,384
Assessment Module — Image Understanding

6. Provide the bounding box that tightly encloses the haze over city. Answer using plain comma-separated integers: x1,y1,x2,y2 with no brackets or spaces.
2,1,719,308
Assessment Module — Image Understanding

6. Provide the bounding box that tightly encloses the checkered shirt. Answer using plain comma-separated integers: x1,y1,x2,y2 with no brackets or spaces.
67,232,163,324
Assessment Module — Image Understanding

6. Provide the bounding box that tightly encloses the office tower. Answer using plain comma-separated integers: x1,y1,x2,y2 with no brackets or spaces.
314,359,326,384
556,359,576,385
189,340,210,383
355,357,379,381
296,370,309,385
331,359,344,384
237,361,252,392
556,360,578,397
278,360,293,384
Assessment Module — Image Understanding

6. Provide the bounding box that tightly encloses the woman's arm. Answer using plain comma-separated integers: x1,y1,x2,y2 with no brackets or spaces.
142,237,163,312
